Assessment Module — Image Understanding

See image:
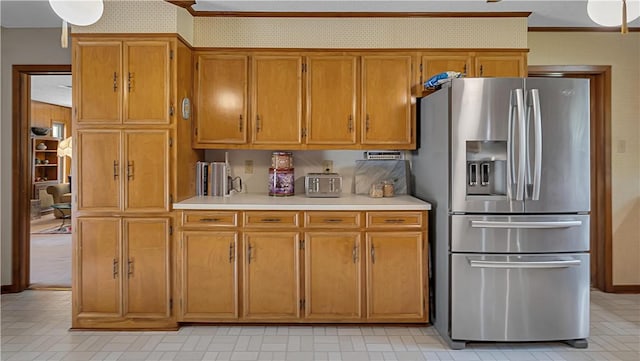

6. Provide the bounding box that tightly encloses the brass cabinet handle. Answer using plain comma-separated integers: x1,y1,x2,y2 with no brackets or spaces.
229,242,235,263
365,114,370,132
370,244,376,264
352,242,358,263
127,258,134,277
384,218,406,223
323,218,343,223
239,115,243,132
127,72,133,92
348,115,353,133
247,243,253,264
113,72,118,92
113,160,119,180
256,115,261,133
199,218,221,222
127,161,134,180
260,218,281,223
112,258,118,279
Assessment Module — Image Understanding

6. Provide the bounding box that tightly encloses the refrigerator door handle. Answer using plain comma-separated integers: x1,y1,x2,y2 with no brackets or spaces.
468,257,581,269
470,220,583,229
515,88,526,201
530,89,543,201
507,90,517,199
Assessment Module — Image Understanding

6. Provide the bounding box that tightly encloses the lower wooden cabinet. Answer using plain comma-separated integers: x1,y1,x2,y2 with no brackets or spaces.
177,209,428,324
305,232,362,320
180,231,238,321
243,231,300,320
366,231,425,321
74,217,173,328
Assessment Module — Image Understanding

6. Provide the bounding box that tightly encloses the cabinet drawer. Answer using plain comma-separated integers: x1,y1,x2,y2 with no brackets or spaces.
366,211,424,229
182,211,238,228
304,211,361,228
244,211,299,228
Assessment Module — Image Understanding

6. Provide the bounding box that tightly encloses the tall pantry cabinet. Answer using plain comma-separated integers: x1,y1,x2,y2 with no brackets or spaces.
71,35,201,329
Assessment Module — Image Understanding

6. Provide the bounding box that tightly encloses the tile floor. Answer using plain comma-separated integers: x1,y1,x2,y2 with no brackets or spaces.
1,290,638,361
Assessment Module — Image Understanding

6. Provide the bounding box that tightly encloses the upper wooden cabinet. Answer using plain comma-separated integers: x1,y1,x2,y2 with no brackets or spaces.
473,52,527,78
361,55,413,147
194,54,248,146
420,50,528,91
251,55,303,146
305,55,358,145
421,52,473,82
74,40,171,125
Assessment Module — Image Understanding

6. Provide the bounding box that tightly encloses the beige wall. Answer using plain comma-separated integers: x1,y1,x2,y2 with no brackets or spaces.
529,32,640,285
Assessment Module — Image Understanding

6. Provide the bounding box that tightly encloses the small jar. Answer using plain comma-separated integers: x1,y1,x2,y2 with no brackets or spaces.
383,181,395,197
369,183,384,198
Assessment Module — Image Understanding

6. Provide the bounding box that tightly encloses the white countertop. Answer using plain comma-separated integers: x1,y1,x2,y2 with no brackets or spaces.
173,193,431,211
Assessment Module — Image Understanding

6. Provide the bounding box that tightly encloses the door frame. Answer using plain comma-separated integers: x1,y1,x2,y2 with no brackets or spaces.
3,65,71,293
528,65,620,292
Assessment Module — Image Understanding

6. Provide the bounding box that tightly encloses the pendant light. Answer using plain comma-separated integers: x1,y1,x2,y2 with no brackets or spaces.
587,0,640,34
48,0,104,47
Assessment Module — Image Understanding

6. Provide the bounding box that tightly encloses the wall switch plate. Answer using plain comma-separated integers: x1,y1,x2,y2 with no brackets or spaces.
244,160,254,174
322,160,333,173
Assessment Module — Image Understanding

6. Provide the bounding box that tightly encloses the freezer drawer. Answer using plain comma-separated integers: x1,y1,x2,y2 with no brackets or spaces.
451,214,589,253
451,253,589,342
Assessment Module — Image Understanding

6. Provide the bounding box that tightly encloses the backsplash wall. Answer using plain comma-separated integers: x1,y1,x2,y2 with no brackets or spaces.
204,150,411,195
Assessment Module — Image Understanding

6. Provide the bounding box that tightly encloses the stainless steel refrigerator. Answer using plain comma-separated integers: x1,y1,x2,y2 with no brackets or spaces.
412,78,590,349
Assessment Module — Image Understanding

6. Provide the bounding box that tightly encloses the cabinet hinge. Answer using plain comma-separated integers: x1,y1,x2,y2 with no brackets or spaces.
302,63,306,73
301,128,306,138
299,239,305,250
169,104,175,116
169,137,173,147
299,299,305,310
169,225,173,236
419,63,423,73
169,50,174,60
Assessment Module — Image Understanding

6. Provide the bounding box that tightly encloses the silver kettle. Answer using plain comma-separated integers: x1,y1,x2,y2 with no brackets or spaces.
211,162,242,196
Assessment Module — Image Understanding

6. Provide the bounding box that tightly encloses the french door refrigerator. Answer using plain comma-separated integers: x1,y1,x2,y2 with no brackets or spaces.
412,77,590,349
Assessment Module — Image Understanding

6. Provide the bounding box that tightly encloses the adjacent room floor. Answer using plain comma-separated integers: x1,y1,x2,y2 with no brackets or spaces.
1,290,638,361
29,213,72,289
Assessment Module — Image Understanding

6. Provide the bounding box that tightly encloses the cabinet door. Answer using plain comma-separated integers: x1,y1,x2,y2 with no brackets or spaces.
306,56,358,145
361,55,413,146
474,53,526,78
123,130,169,212
251,56,303,145
366,231,425,321
123,218,170,318
76,129,121,211
243,231,300,320
123,41,171,124
421,53,472,86
74,41,122,124
305,232,362,320
76,217,122,318
181,231,238,321
195,54,248,145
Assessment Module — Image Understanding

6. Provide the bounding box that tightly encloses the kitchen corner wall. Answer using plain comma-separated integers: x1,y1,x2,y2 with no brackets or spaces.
529,32,640,286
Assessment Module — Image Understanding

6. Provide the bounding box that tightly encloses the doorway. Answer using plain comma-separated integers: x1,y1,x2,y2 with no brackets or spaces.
529,65,613,292
8,65,71,293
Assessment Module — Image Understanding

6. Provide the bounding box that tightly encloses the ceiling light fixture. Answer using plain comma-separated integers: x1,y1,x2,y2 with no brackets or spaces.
48,0,104,48
587,0,640,34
